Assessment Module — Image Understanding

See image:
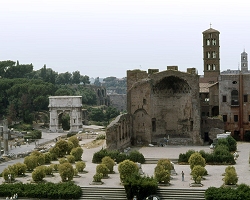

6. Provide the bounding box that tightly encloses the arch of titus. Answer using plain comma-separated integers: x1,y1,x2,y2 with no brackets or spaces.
49,96,83,132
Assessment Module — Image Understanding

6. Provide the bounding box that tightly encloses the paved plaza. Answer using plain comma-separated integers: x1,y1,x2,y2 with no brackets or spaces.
0,126,250,199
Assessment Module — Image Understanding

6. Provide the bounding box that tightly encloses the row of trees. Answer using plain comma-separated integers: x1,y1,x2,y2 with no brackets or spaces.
0,61,90,85
1,135,85,183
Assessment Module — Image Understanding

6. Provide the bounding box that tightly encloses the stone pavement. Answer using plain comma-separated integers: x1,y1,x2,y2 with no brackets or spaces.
1,127,250,198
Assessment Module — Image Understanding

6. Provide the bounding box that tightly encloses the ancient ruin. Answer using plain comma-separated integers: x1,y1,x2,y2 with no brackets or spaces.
48,96,83,132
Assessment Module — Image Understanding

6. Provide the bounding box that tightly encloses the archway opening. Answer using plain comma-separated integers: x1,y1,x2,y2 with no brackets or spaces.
59,112,70,131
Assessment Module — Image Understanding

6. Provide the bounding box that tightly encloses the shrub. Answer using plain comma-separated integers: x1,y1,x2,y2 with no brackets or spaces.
24,155,38,171
55,140,68,157
154,165,170,184
11,162,27,176
244,131,250,141
59,158,69,164
191,165,206,184
156,159,173,171
67,155,75,163
92,148,108,163
44,166,53,175
101,156,115,173
32,166,46,182
68,135,79,148
123,173,158,200
96,164,109,177
30,151,45,166
75,161,86,172
70,147,83,161
67,141,74,154
178,149,195,163
118,160,139,183
224,166,238,185
188,152,206,170
44,153,52,164
226,136,237,151
74,168,78,176
58,163,74,182
0,182,82,199
128,150,145,164
2,168,15,182
93,173,103,182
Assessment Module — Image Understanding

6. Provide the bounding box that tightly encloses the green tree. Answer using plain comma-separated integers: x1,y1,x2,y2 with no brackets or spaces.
55,139,69,157
118,160,139,183
75,161,86,172
2,168,15,182
96,164,109,177
70,147,83,161
105,106,120,123
11,162,27,176
72,71,81,84
154,165,171,184
80,75,90,85
67,155,75,163
32,166,46,182
58,163,74,182
30,150,45,166
68,135,79,148
67,141,74,154
224,166,238,185
188,152,206,170
191,165,206,184
102,156,115,173
89,108,105,122
24,155,38,171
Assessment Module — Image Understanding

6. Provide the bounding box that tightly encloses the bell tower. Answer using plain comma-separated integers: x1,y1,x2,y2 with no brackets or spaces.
202,25,220,82
241,50,248,73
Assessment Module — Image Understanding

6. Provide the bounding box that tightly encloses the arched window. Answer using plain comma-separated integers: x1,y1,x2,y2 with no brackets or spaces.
212,64,216,70
206,39,210,45
231,90,239,105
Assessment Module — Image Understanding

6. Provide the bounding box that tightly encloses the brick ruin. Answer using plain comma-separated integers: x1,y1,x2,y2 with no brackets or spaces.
106,66,203,150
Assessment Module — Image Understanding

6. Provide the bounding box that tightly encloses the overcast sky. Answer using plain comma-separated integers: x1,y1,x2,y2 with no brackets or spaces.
0,0,249,78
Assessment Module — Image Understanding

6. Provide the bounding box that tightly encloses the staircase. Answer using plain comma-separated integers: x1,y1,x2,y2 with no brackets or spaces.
80,186,127,200
80,187,206,200
157,188,206,200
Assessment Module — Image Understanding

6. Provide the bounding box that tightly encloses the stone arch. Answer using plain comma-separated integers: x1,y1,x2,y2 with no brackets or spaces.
49,96,83,132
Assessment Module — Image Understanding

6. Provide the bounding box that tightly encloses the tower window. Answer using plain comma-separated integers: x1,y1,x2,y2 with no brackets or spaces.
206,39,210,45
223,115,227,122
234,115,238,122
207,64,211,70
212,64,216,70
244,95,248,102
222,95,227,102
212,51,216,58
212,39,216,45
207,52,211,58
231,90,239,105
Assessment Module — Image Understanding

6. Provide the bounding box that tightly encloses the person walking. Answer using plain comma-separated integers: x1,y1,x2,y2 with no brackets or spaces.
181,171,184,181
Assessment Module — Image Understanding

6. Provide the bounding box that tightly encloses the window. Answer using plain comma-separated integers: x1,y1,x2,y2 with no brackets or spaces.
223,115,227,122
207,52,211,58
206,39,210,45
207,64,211,70
212,64,216,70
212,51,216,58
152,118,156,132
244,95,248,102
222,95,227,102
234,115,238,122
212,39,216,45
143,98,146,104
231,90,239,105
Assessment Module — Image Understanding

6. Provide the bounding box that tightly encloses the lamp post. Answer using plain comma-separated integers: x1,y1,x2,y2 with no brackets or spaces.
8,174,11,183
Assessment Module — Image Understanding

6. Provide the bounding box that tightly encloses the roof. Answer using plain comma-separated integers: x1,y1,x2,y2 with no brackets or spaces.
202,28,220,34
199,83,211,93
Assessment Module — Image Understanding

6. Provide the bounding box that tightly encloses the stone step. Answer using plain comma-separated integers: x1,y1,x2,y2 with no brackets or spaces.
80,186,127,200
157,188,205,200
